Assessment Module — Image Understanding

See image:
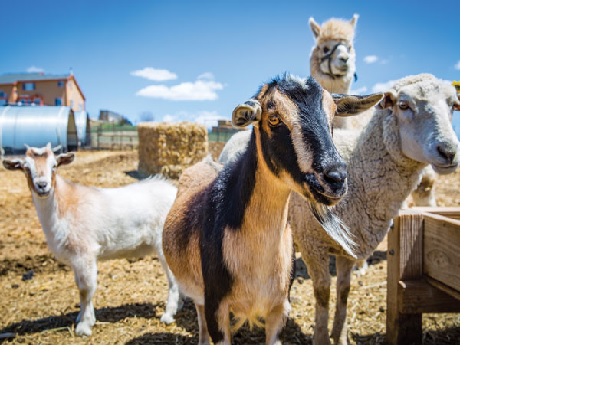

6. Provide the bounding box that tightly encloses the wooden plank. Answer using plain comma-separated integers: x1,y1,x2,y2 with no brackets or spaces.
423,213,460,292
386,211,424,344
426,276,460,300
414,206,460,220
399,280,460,313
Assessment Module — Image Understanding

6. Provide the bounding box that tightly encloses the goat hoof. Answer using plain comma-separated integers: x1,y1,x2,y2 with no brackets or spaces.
75,323,93,337
160,313,176,324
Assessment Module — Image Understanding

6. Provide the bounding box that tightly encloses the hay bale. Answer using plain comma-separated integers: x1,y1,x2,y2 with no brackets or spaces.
137,122,209,179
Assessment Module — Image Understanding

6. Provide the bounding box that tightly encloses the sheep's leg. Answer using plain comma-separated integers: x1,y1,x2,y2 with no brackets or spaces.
304,251,332,345
156,249,181,324
72,258,97,337
331,256,356,345
194,303,210,345
265,300,291,345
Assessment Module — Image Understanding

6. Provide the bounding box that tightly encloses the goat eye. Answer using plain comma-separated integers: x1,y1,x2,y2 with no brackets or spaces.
268,115,280,126
398,101,410,111
323,47,330,53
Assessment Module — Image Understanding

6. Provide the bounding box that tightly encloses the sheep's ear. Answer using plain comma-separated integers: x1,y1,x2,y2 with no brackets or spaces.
232,100,262,127
349,13,359,28
309,17,320,38
56,152,75,167
2,158,24,171
379,91,398,109
333,93,384,117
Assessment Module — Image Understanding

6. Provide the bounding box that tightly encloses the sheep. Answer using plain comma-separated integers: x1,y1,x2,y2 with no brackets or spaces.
2,143,182,336
162,74,383,344
287,73,460,344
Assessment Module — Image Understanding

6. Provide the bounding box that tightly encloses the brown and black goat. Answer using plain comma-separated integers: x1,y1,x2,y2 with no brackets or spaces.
162,74,382,344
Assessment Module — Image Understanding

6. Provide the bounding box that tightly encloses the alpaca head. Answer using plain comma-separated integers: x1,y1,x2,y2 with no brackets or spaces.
308,14,358,94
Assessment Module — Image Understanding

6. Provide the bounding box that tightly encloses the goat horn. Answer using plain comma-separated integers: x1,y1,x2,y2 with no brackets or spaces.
53,145,63,153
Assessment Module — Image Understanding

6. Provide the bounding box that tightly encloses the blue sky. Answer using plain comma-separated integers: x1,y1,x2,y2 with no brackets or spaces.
1,0,459,132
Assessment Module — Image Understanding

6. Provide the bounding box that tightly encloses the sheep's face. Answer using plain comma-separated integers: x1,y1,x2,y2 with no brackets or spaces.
233,74,382,207
2,143,74,197
380,76,460,175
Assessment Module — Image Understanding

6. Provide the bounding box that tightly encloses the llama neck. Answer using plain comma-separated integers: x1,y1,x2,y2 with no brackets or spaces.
334,112,425,258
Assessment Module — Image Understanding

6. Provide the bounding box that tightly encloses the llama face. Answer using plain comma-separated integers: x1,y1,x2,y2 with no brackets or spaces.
2,143,74,197
380,75,460,175
316,39,356,78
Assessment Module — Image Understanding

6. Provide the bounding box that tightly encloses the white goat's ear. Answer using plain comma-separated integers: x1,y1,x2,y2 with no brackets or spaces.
333,93,384,117
232,100,262,127
309,17,320,38
2,158,25,171
349,14,359,28
56,152,75,167
379,91,398,109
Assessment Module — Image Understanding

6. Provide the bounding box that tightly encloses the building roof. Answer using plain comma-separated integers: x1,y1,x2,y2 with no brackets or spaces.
0,72,86,101
0,73,71,84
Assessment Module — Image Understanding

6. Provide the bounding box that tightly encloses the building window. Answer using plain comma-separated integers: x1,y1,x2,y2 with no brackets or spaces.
23,82,35,91
33,98,42,105
57,80,64,87
0,99,6,106
55,98,62,106
0,91,5,97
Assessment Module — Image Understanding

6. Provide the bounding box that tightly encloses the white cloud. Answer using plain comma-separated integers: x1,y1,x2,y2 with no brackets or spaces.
350,86,367,94
454,60,460,70
372,79,398,93
162,110,226,129
27,66,44,73
364,55,378,64
130,67,177,81
136,73,224,101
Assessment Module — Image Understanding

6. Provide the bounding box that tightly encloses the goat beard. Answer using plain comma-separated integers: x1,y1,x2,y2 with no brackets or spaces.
309,202,357,259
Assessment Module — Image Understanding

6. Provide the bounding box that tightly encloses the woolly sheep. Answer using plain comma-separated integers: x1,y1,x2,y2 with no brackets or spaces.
288,73,460,344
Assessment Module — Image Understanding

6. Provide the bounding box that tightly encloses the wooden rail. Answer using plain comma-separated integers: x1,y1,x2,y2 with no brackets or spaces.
386,207,460,344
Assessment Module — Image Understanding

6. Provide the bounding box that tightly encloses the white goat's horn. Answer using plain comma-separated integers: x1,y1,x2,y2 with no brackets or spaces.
53,145,62,153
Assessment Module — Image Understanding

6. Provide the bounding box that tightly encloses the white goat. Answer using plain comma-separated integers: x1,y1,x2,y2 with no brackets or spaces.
288,73,460,344
163,74,382,344
2,143,181,336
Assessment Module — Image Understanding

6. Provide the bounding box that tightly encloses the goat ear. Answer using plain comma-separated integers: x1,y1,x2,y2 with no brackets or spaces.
2,158,24,171
232,100,262,127
349,13,359,28
56,152,75,167
333,93,384,117
378,91,397,109
308,17,320,38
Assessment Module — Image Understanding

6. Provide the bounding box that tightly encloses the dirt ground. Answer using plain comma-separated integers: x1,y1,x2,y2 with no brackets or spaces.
0,149,460,345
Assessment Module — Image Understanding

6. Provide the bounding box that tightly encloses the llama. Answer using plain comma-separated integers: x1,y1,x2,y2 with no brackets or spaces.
2,144,181,336
162,74,382,344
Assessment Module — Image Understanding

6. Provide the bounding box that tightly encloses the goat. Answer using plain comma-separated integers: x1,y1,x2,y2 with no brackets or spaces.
162,74,382,344
2,143,181,336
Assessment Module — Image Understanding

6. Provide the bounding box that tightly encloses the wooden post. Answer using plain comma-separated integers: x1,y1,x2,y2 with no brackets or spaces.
386,210,425,344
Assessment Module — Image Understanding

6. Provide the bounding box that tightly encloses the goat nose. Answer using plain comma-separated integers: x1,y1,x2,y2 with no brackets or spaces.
324,164,348,184
437,145,457,164
37,181,48,189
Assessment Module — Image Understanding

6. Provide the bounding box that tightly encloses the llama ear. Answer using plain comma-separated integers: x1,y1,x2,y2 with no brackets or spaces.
308,17,320,38
2,158,25,171
379,90,398,109
349,13,359,28
232,100,262,127
333,93,384,117
56,152,75,167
